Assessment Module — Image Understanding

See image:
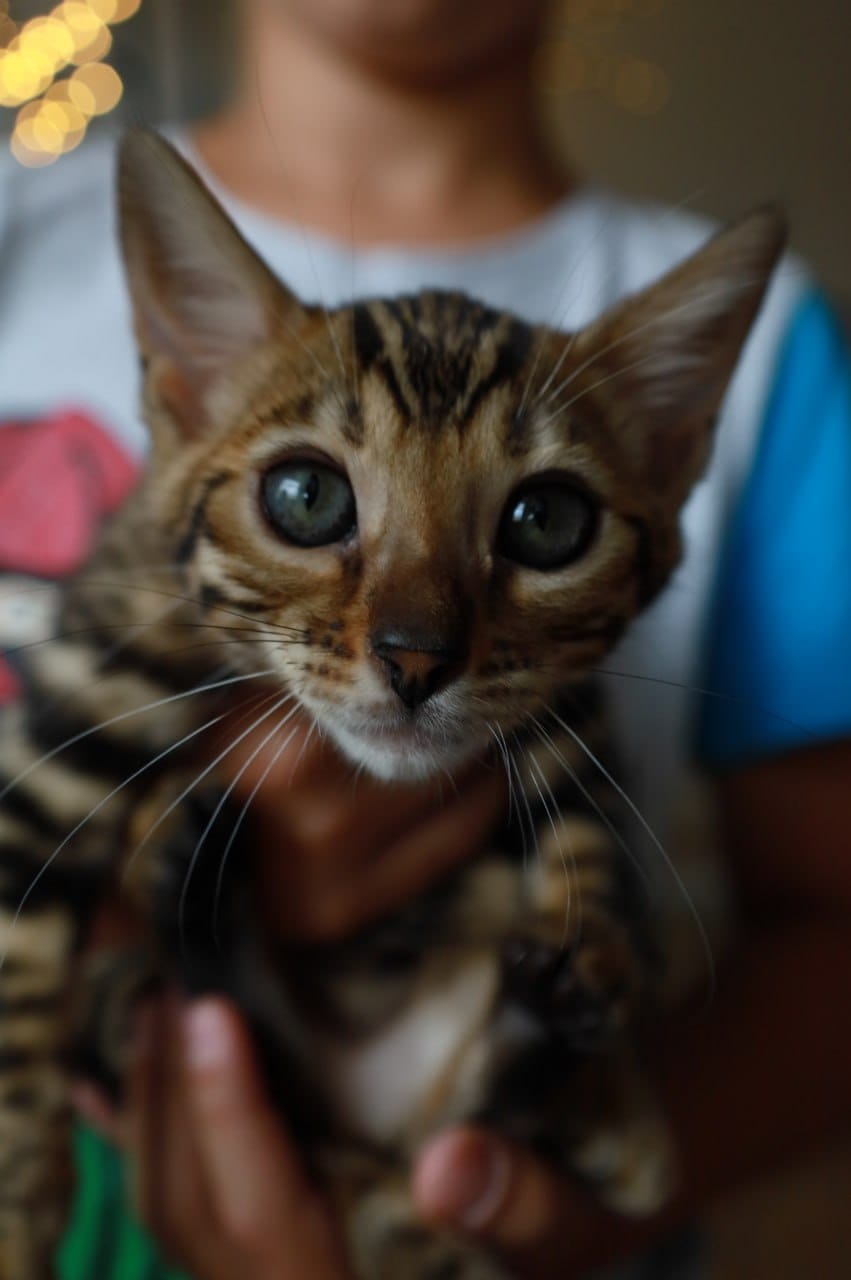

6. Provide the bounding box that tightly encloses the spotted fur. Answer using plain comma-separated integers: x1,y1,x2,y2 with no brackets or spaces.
0,132,784,1278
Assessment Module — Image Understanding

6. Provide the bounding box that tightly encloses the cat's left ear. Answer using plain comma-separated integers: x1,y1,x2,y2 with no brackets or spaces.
118,130,304,438
567,208,786,508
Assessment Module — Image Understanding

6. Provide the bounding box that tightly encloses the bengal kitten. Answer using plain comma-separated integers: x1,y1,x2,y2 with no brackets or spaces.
0,132,784,1279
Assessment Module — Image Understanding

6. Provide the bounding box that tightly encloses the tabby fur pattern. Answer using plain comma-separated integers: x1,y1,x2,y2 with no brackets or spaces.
0,132,784,1279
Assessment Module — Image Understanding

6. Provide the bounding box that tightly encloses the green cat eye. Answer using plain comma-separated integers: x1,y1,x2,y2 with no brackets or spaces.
498,479,597,570
262,461,356,547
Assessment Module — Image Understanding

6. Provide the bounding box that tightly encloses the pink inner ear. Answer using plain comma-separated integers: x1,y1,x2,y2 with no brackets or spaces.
119,133,296,430
150,359,206,437
136,264,266,435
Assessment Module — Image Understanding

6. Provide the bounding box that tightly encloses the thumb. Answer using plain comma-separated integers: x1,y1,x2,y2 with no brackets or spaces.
412,1128,565,1251
412,1127,634,1277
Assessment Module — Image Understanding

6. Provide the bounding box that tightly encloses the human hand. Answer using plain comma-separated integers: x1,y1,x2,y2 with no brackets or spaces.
209,715,632,1277
214,711,507,942
76,994,355,1280
413,1127,653,1279
74,992,651,1280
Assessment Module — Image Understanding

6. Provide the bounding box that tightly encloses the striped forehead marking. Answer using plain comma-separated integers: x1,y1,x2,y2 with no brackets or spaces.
349,292,535,435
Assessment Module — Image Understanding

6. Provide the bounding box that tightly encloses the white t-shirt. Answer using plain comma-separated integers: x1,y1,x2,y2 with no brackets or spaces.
0,131,818,859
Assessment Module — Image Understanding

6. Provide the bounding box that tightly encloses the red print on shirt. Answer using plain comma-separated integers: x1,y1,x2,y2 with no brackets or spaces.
0,410,138,702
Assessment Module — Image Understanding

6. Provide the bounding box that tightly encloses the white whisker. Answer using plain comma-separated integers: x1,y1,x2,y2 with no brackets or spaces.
124,691,297,876
535,349,664,435
0,669,277,807
525,747,576,949
487,721,518,832
178,697,299,951
528,712,651,893
509,728,539,873
539,274,770,420
212,718,304,947
546,706,716,998
0,705,234,971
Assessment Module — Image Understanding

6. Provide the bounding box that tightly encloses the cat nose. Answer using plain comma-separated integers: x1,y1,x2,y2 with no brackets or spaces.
371,634,465,710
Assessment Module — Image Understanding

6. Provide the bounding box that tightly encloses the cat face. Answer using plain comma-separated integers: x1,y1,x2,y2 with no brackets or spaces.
147,299,649,780
118,133,784,780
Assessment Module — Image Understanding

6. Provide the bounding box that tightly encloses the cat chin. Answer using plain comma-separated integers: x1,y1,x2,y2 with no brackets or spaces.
328,724,480,783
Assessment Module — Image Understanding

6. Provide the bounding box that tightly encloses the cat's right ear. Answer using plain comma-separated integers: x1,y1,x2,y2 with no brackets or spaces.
561,208,786,512
118,130,302,440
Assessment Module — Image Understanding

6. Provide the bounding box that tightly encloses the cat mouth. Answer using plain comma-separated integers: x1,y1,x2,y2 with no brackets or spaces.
356,716,448,749
325,706,479,780
359,723,414,745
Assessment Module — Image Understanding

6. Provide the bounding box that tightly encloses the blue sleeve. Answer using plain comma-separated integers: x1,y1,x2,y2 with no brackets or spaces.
698,291,851,767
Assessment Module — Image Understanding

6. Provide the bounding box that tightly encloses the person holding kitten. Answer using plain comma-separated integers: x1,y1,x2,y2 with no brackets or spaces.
0,2,849,1278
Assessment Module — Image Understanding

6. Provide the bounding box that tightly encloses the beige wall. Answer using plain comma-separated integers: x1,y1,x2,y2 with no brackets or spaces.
542,0,851,302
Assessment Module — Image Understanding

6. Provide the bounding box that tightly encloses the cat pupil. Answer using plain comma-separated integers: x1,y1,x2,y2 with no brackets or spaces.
499,481,595,571
262,462,356,547
522,496,547,529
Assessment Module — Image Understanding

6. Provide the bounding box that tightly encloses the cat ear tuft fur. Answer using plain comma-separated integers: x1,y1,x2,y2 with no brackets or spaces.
117,130,303,439
569,206,787,509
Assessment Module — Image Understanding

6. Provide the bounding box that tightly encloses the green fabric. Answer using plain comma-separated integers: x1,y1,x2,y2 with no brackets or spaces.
58,1124,189,1280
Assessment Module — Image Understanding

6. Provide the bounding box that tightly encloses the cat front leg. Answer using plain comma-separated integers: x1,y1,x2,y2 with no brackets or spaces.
343,1178,511,1280
0,898,77,1280
485,807,674,1215
502,916,636,1056
0,691,167,1279
549,1052,676,1217
443,815,643,1054
0,704,113,1279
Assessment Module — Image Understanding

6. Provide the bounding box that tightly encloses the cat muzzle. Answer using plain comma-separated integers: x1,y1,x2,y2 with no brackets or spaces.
371,633,466,710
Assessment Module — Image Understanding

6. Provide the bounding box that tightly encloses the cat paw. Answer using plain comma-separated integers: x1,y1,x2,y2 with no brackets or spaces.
572,1119,677,1217
347,1186,511,1280
502,933,633,1051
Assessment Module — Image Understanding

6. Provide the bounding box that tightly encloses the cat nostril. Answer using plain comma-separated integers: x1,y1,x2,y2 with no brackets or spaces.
371,638,463,710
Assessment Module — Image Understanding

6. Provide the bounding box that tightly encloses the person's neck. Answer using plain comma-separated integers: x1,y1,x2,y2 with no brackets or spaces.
192,10,570,247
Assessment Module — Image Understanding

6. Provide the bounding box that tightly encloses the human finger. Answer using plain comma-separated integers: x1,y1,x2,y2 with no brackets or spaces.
413,1127,620,1278
214,707,460,882
126,997,216,1267
303,765,506,938
260,761,504,941
212,709,346,799
182,998,353,1278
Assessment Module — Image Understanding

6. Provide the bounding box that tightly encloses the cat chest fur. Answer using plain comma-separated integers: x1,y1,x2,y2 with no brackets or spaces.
314,950,503,1146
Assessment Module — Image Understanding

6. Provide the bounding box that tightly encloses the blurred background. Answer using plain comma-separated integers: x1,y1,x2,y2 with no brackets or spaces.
1,0,849,315
1,2,849,1276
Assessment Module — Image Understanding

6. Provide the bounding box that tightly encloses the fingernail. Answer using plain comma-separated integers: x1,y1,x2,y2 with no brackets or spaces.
415,1131,511,1230
182,1000,229,1072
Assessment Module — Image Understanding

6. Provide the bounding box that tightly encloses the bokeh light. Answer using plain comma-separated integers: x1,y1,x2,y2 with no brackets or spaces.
1,0,139,166
70,59,121,113
613,54,668,115
538,0,670,117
